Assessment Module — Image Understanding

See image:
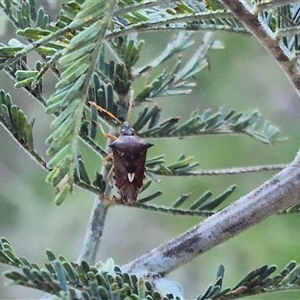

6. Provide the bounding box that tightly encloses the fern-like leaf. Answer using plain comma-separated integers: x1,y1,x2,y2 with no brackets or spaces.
0,239,181,300
0,90,47,168
111,2,248,36
137,108,281,144
45,1,117,205
134,32,218,102
3,239,300,300
198,262,300,299
135,185,236,217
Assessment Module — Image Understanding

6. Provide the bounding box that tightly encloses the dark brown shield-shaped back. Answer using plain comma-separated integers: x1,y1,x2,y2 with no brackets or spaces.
109,122,153,204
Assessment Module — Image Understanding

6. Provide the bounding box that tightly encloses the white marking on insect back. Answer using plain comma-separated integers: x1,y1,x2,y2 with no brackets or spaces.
128,173,135,182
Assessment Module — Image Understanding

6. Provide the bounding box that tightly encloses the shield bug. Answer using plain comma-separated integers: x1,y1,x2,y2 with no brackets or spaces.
89,102,153,204
109,122,153,204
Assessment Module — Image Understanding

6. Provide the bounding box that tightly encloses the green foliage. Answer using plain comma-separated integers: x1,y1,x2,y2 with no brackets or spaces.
0,0,285,205
44,1,116,205
0,0,291,219
136,107,281,142
136,184,236,217
0,238,177,300
0,89,47,168
2,238,300,300
251,2,300,57
0,90,34,152
196,262,300,300
1,0,300,298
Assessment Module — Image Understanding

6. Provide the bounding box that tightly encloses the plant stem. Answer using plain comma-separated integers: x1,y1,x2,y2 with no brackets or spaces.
77,124,115,265
122,149,300,276
253,0,300,13
75,0,119,265
219,0,300,97
77,196,109,264
150,164,287,176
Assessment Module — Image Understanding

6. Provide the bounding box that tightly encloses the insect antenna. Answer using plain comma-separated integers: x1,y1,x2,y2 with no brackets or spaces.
127,89,134,124
89,101,122,126
89,101,122,141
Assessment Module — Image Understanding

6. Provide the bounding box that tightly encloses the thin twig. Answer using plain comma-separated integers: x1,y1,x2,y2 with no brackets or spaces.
77,122,114,264
186,164,287,175
122,150,300,276
77,196,109,265
151,164,287,176
77,124,116,264
106,11,249,40
220,0,300,97
252,0,300,13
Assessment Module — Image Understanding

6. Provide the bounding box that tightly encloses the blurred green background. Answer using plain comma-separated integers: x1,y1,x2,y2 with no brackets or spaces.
1,2,300,299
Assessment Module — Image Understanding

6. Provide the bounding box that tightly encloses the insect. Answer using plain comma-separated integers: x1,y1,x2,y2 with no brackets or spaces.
89,102,153,205
109,122,153,204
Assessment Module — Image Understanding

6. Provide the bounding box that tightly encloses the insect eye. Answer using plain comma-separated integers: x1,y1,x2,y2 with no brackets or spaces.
121,122,135,136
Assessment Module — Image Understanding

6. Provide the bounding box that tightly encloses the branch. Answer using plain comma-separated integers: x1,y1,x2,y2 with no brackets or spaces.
150,164,287,177
219,0,300,97
77,133,114,265
185,164,286,176
122,149,300,276
45,0,118,204
253,0,300,13
76,197,109,265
